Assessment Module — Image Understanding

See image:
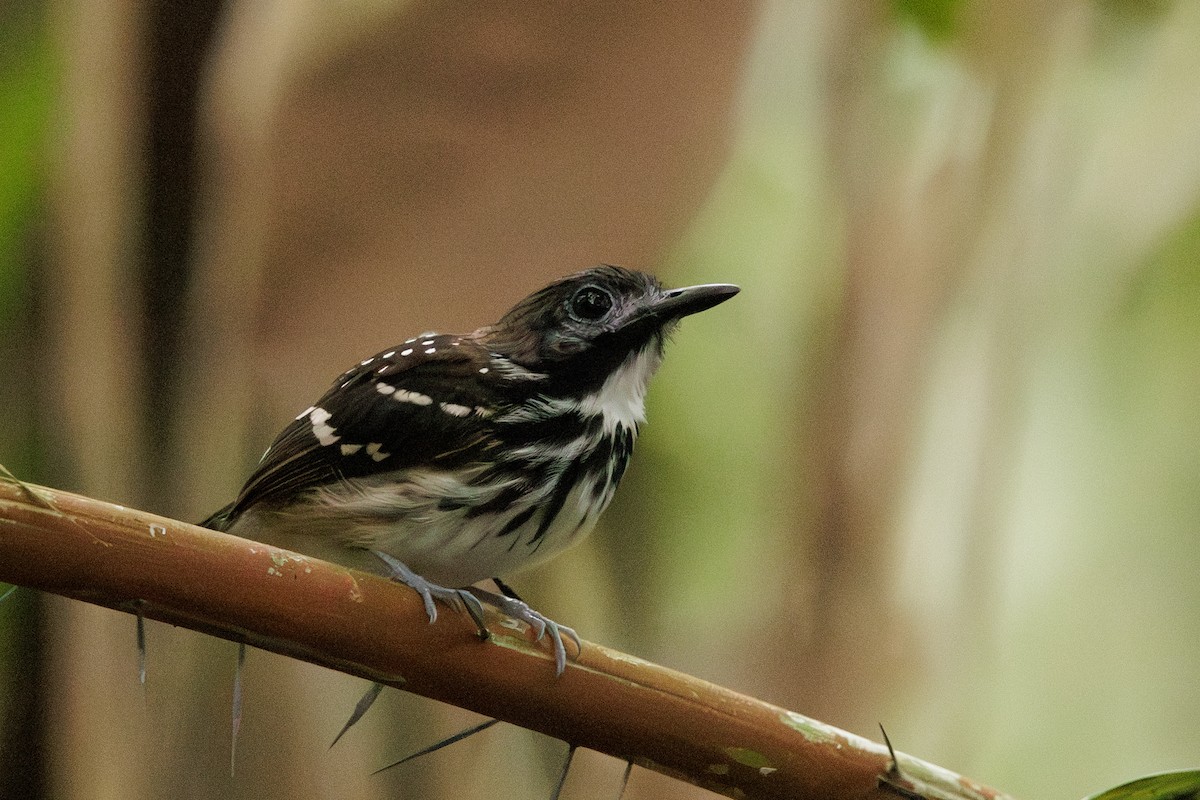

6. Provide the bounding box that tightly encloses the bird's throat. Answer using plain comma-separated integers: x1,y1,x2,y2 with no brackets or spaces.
575,345,661,436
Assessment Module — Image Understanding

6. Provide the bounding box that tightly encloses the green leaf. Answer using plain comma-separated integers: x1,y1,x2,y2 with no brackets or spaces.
0,6,55,326
1084,770,1200,800
893,0,964,42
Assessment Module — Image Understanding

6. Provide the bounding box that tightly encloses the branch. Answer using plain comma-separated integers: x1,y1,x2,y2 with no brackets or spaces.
0,478,1011,800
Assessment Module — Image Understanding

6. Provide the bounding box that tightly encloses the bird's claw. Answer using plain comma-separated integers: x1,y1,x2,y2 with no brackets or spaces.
372,552,485,635
489,593,581,676
370,554,576,671
455,590,489,639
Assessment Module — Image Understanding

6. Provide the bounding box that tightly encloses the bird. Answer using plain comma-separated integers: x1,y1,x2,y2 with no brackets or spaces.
201,265,739,674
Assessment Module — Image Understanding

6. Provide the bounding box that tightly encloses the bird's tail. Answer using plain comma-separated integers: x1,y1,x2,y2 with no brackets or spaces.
198,501,238,532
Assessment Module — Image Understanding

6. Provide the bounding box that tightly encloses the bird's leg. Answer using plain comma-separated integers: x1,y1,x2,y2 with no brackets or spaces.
367,554,577,673
477,582,582,677
492,577,524,602
370,551,487,636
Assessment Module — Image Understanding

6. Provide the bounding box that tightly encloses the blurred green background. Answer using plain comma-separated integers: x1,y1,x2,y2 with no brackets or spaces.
2,1,1199,799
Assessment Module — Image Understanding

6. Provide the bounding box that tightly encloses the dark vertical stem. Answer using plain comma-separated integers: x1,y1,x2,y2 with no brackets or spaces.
0,591,47,800
140,0,224,503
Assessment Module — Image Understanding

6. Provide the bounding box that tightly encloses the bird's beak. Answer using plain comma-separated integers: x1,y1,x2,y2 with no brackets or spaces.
641,283,740,322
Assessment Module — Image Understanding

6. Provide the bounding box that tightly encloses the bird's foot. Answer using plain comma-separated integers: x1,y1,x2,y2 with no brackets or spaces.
371,552,486,634
368,555,577,674
482,590,581,677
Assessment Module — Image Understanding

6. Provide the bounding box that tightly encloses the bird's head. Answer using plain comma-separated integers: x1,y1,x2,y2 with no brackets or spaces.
480,265,739,396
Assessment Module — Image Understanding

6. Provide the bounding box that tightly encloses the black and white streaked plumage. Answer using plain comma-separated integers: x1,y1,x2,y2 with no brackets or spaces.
202,265,738,673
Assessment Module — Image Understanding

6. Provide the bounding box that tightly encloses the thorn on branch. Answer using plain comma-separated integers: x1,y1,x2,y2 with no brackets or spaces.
134,601,147,685
617,759,634,799
0,464,58,511
877,724,926,800
330,681,386,749
0,464,112,546
372,718,500,775
551,744,576,800
231,642,247,777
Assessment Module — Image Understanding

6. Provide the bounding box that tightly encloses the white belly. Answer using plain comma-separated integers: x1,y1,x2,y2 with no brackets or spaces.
227,455,619,588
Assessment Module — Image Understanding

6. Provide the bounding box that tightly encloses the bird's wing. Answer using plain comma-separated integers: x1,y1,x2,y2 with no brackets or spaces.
223,335,511,519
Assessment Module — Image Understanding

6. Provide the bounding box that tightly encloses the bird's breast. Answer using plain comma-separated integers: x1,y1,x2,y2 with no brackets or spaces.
266,418,638,587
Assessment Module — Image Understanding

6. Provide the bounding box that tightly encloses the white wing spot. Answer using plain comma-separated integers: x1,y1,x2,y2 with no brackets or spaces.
474,406,494,418
366,442,391,461
440,402,472,417
405,338,416,344
309,407,340,445
400,348,413,356
313,423,339,446
478,367,489,374
360,357,374,366
424,347,436,354
295,405,315,420
451,341,461,346
340,443,362,456
313,425,339,445
422,339,435,346
376,382,395,394
393,389,433,406
382,350,395,358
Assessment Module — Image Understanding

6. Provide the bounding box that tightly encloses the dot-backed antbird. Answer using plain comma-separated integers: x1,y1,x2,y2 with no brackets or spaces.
202,266,739,673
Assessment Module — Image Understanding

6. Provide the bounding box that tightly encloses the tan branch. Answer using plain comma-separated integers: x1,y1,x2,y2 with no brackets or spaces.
0,479,1011,800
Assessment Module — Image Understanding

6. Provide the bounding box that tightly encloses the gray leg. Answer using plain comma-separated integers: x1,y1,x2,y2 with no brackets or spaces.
371,551,485,627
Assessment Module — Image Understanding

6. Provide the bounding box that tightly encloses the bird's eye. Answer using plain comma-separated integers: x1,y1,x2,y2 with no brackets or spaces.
568,286,614,322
